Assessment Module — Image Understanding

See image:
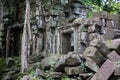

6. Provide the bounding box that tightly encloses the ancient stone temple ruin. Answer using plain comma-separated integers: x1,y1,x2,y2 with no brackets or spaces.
0,0,90,57
0,0,120,58
0,0,120,80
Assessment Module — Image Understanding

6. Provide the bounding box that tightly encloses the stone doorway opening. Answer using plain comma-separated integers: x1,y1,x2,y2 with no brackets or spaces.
62,32,74,54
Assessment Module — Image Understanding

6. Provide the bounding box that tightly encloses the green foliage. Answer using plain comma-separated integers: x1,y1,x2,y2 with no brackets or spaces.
82,0,120,14
87,11,93,18
81,27,87,32
41,0,51,10
106,40,112,48
0,58,6,79
61,74,69,80
16,73,28,80
80,61,87,73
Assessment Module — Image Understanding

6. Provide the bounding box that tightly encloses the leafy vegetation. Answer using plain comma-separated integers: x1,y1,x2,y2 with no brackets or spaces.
0,58,6,79
82,0,120,14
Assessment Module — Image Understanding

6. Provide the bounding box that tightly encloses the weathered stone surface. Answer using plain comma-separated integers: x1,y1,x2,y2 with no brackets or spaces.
97,43,110,57
54,55,66,72
84,18,93,26
114,64,120,76
104,27,114,40
106,39,120,54
114,21,120,29
91,59,116,80
21,75,30,80
106,20,113,28
107,14,120,21
80,32,88,42
52,0,61,4
113,29,120,39
83,46,106,66
79,73,94,79
90,36,109,57
85,57,99,72
65,66,83,75
107,51,120,76
35,68,45,78
89,38,101,47
88,33,103,42
88,24,101,33
93,11,108,19
73,18,85,25
29,53,44,64
2,71,18,80
88,25,95,33
77,43,86,54
65,52,81,66
41,54,62,70
65,57,80,66
107,51,120,62
0,24,4,31
50,9,63,16
93,17,102,26
49,72,63,79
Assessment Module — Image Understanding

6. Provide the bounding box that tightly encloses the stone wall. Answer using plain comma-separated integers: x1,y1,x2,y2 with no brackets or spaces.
56,11,120,54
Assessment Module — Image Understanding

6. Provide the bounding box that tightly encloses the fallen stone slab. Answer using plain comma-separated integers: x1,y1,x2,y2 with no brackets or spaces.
85,57,99,72
49,72,63,79
98,43,110,57
54,55,66,72
29,53,44,64
90,38,110,57
65,66,83,76
91,59,116,80
35,68,45,78
83,46,106,66
41,54,62,70
114,64,120,76
79,73,94,80
106,39,120,54
106,51,120,76
89,38,110,57
65,52,81,66
107,51,120,62
65,57,80,66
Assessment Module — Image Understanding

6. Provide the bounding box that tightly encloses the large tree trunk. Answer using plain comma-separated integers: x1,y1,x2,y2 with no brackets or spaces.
21,0,32,73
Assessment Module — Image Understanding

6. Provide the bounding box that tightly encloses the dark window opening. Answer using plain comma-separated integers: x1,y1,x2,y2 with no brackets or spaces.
62,32,74,54
65,12,70,18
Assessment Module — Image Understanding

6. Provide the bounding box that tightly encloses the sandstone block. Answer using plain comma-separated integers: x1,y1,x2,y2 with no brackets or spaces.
65,52,81,66
83,46,106,66
91,59,116,80
85,57,99,72
65,66,83,76
107,51,120,62
49,72,63,79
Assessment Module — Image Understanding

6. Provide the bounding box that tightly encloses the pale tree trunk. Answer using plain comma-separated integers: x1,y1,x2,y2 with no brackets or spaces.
21,0,32,73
